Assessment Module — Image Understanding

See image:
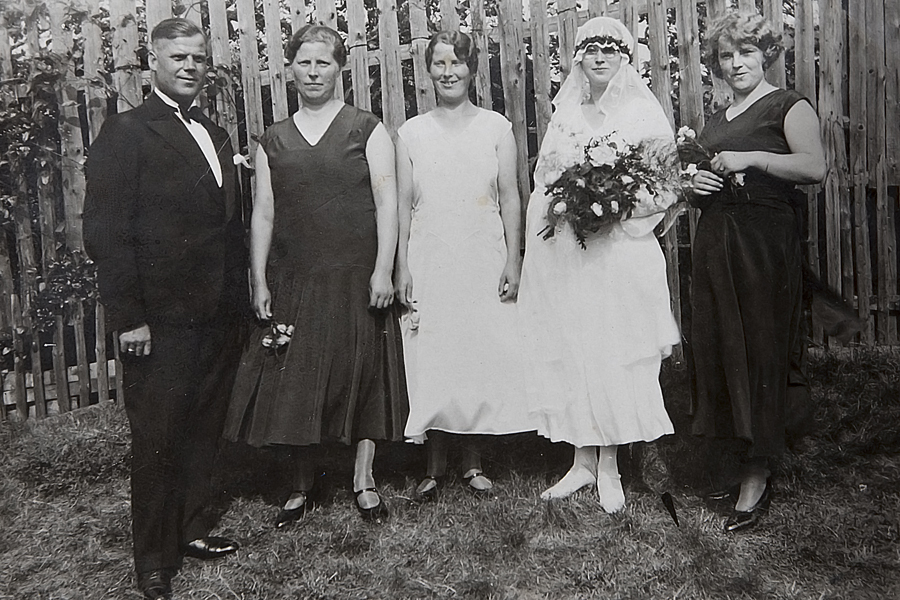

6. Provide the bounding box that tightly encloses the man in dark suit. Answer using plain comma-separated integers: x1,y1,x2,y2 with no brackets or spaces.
83,18,246,600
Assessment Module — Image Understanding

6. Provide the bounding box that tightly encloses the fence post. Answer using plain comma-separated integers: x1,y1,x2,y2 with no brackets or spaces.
377,0,405,135
109,0,142,112
498,0,530,203
347,0,374,112
470,0,493,110
528,0,552,147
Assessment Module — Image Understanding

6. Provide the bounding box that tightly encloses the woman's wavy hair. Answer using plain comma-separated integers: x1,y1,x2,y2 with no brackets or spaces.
286,25,347,67
425,30,479,75
704,11,783,78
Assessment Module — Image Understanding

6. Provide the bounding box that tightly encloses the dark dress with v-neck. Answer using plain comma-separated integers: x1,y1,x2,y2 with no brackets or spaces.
224,105,408,447
689,89,809,458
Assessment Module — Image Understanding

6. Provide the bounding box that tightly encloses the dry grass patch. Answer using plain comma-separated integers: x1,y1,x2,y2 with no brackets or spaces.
1,349,898,599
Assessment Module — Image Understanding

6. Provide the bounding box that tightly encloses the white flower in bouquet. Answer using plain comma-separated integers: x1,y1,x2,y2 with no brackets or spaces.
676,126,696,141
681,163,699,177
635,184,655,205
553,201,568,215
732,172,746,186
620,174,635,185
591,202,604,217
587,142,618,166
610,200,619,212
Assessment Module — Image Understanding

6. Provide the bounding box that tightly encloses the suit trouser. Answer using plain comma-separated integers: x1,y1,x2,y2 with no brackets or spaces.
122,321,241,574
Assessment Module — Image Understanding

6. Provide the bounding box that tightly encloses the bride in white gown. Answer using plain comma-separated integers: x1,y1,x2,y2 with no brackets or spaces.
518,17,681,512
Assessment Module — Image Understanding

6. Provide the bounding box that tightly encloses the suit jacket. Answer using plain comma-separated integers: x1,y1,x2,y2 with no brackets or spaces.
84,93,247,332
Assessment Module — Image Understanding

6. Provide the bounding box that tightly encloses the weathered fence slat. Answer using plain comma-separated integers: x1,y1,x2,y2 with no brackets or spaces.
49,1,88,252
819,0,846,304
208,0,240,154
886,0,900,183
528,0,552,146
263,0,289,122
866,0,887,190
676,0,703,132
236,0,265,154
290,0,307,33
470,0,493,110
875,157,898,343
440,0,461,32
498,0,530,201
761,0,785,88
587,0,609,18
83,0,107,143
849,0,873,343
347,0,374,112
646,0,682,360
867,0,897,343
95,305,111,403
557,0,578,80
109,0,142,112
73,303,92,407
378,0,406,134
620,0,637,44
144,0,171,32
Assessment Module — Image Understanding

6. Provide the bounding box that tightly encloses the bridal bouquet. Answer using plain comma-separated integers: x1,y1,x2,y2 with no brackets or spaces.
541,133,679,248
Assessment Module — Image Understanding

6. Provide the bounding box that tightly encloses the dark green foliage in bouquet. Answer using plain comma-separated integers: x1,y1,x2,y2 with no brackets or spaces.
541,135,678,249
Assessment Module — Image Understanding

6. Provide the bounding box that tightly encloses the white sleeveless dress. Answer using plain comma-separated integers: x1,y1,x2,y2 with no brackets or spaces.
398,109,534,442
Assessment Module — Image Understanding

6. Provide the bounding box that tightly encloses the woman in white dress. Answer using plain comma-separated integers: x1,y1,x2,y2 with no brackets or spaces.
518,17,681,512
394,31,533,499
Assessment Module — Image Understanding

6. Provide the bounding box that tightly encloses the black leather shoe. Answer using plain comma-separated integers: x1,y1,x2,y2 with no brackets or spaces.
724,479,772,533
355,488,387,520
275,491,313,528
182,536,239,559
138,568,174,599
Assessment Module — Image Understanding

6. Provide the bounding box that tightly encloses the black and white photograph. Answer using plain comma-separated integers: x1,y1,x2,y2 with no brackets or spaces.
0,0,897,598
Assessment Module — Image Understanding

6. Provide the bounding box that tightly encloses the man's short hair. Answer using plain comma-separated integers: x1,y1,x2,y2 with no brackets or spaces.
151,18,208,46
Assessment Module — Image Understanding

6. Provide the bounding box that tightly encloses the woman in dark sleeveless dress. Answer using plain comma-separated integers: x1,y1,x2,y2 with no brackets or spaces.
689,11,826,532
224,25,407,524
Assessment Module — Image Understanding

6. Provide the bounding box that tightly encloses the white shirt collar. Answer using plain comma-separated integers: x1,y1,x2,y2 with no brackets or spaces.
153,88,199,111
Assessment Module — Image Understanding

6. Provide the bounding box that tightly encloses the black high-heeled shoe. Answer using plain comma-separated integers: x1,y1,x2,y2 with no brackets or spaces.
724,479,772,533
415,475,443,502
274,491,313,528
355,488,387,520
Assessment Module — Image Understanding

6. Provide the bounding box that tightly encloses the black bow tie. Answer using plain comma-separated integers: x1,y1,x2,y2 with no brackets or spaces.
177,105,203,124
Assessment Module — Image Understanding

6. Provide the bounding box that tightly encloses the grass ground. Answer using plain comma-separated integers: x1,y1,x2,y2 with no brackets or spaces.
1,349,898,599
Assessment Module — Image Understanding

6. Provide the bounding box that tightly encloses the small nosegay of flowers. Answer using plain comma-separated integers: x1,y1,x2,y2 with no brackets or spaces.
262,322,294,351
676,126,746,188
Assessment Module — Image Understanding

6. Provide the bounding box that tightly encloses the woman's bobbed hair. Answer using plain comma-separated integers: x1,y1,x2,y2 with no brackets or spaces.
425,30,479,75
704,11,783,78
286,24,347,68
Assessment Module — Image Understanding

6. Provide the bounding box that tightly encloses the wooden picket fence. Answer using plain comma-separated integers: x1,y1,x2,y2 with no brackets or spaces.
1,0,898,420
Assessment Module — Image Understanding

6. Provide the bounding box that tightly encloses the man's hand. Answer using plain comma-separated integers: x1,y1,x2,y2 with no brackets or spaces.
119,324,152,357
